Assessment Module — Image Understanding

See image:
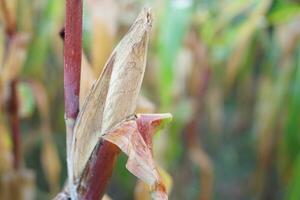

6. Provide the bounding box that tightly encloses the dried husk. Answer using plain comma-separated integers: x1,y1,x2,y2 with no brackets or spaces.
71,8,152,181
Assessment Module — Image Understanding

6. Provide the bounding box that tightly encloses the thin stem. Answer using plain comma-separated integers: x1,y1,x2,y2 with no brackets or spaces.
64,0,82,120
64,0,82,197
8,80,21,169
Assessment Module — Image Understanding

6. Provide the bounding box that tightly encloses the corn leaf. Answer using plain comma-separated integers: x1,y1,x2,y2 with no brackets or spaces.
103,113,172,200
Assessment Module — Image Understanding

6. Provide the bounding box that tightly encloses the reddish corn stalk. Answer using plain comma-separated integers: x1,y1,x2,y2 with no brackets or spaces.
64,0,82,120
8,79,21,169
77,141,121,199
63,0,82,196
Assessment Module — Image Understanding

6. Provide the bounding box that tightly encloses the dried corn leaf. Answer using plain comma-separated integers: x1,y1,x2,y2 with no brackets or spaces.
0,169,35,200
0,25,4,67
17,0,34,32
0,121,13,175
102,113,172,200
53,189,112,200
206,86,223,134
134,167,172,200
1,34,30,83
0,0,17,34
102,194,112,200
79,53,96,108
189,145,214,200
87,0,118,76
100,9,152,133
71,54,114,179
157,167,173,195
135,181,151,200
71,8,152,180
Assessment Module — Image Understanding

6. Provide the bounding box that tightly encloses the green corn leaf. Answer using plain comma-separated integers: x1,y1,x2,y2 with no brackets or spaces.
157,0,193,107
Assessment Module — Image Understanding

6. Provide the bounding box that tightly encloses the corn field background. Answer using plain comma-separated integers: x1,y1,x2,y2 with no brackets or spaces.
1,0,300,199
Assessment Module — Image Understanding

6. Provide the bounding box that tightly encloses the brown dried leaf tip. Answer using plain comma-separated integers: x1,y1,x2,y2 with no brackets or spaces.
102,113,172,200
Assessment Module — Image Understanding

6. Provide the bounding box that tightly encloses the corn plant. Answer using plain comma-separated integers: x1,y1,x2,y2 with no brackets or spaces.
55,1,172,199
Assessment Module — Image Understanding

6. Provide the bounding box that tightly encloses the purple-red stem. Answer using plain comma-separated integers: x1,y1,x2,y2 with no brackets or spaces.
8,80,21,169
64,0,82,120
78,141,121,200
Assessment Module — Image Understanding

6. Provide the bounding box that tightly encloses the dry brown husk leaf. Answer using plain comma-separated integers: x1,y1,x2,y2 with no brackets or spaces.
79,53,96,108
86,0,118,77
71,8,152,182
0,169,35,200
